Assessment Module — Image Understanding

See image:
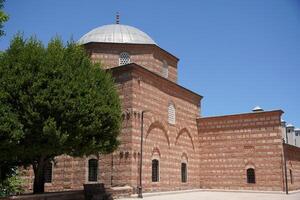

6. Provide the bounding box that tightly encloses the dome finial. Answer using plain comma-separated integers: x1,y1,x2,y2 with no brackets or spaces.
116,12,120,24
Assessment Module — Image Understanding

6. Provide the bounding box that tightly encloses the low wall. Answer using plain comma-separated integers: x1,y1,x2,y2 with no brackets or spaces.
284,144,300,191
197,111,284,191
1,185,133,200
106,186,132,198
1,190,84,200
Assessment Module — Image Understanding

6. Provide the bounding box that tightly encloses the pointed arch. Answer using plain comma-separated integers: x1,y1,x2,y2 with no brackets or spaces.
146,121,170,147
151,146,161,158
245,162,256,169
175,128,195,150
181,152,188,162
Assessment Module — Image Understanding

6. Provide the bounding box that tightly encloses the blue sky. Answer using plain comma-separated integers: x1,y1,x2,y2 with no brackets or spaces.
1,0,300,127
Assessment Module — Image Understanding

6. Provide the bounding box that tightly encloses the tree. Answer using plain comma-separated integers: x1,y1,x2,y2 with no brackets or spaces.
0,35,121,193
0,167,23,197
0,0,9,36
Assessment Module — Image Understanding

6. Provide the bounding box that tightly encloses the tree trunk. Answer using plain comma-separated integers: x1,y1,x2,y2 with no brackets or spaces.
32,158,46,194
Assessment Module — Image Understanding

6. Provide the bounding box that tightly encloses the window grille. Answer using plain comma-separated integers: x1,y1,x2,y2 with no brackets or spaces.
247,168,255,184
152,159,159,182
44,162,52,183
119,52,130,65
162,60,168,78
88,159,98,182
181,163,187,183
168,103,176,124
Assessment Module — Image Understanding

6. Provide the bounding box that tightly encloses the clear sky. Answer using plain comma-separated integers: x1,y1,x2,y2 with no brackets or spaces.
1,0,300,127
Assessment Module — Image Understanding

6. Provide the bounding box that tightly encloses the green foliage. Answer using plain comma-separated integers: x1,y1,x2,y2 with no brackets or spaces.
0,35,121,192
1,161,16,181
0,169,24,197
0,0,9,36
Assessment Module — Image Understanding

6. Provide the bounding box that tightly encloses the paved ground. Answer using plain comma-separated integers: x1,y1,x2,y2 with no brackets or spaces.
120,190,300,200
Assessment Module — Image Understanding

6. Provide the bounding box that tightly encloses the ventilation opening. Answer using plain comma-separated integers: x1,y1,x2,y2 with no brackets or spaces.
119,52,130,65
168,103,176,124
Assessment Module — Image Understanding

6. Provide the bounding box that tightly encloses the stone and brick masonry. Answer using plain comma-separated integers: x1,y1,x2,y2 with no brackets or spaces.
197,111,285,191
20,35,300,194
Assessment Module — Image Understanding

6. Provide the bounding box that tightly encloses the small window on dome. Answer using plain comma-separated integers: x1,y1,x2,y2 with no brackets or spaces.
162,60,168,78
119,52,130,66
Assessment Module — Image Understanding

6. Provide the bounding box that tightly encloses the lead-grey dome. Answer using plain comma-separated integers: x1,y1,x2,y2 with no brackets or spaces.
78,24,156,45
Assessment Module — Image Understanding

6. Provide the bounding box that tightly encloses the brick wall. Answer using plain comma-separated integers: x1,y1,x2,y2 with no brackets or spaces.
20,68,136,192
118,64,202,192
84,43,178,83
284,144,300,191
20,62,293,194
197,110,285,191
18,41,295,194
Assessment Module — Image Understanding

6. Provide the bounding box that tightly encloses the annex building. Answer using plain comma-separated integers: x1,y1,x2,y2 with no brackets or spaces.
22,22,300,194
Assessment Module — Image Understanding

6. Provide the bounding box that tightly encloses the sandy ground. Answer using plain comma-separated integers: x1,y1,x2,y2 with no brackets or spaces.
120,190,300,200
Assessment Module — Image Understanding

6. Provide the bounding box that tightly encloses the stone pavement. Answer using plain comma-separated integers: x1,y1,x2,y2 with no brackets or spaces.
120,190,300,200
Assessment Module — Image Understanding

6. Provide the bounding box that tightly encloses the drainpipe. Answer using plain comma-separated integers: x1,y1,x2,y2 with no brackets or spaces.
138,110,149,198
111,153,114,186
282,138,288,194
286,128,289,144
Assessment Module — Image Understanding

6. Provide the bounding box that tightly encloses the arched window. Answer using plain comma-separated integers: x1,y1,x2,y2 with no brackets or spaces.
44,162,53,183
162,60,168,78
152,159,159,182
119,52,130,65
290,169,293,184
181,162,187,183
247,168,255,184
88,159,98,182
168,102,176,124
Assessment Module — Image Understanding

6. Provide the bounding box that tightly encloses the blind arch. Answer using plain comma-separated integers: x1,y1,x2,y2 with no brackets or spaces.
168,102,176,124
162,60,168,78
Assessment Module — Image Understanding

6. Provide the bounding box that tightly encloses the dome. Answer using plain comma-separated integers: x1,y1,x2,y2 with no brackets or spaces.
78,24,156,45
252,106,263,112
286,123,294,128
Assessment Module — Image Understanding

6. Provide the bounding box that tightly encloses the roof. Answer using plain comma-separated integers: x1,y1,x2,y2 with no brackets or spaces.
82,42,179,62
108,63,203,105
197,109,284,120
78,24,156,45
286,123,294,128
197,110,284,131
